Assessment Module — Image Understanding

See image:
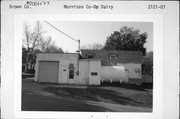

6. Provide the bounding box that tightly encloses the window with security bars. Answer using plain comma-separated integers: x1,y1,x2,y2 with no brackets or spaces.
69,63,74,69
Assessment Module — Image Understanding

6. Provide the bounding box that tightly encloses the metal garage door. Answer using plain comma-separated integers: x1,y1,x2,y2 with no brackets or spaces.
38,61,59,83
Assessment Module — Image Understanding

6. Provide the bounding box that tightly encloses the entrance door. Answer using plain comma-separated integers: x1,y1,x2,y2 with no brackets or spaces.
69,69,74,79
68,69,74,84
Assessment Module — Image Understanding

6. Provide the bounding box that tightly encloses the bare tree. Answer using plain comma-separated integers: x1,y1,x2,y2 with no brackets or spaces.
39,36,52,52
30,21,44,51
22,21,64,73
23,21,44,50
47,45,63,53
23,21,44,72
39,36,63,53
23,23,31,50
22,23,31,72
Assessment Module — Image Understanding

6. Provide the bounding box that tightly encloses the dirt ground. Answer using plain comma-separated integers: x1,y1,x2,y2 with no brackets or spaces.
22,78,152,112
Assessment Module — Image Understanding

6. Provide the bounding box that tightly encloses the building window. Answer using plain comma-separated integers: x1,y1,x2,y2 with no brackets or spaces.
69,70,74,79
110,55,117,60
69,63,75,69
87,54,93,58
91,72,98,76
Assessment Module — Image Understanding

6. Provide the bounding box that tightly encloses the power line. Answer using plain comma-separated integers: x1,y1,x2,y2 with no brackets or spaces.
44,20,79,43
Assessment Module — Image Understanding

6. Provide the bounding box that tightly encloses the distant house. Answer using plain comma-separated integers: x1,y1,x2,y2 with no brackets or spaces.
34,50,143,85
81,50,142,65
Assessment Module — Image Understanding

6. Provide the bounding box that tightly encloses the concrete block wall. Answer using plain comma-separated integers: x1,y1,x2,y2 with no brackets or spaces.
88,60,101,85
76,60,89,85
35,53,79,84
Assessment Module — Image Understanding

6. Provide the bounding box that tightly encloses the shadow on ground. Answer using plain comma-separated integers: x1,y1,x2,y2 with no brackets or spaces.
21,75,152,111
22,73,35,79
22,91,110,111
44,86,152,108
101,82,153,91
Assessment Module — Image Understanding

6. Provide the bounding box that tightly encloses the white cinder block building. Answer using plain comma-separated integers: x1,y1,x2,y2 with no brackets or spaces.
35,50,142,85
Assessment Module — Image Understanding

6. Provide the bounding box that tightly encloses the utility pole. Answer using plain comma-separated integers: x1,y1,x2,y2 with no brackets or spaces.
44,20,80,75
76,40,80,53
76,39,80,75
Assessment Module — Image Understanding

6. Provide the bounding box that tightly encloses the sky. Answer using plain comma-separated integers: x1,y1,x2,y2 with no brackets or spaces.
26,21,153,53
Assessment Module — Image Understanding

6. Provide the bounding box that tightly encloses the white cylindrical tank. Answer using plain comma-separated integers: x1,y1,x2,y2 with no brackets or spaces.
101,66,128,83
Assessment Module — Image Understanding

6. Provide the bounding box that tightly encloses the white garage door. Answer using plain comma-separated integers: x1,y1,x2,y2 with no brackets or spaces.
38,61,59,83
